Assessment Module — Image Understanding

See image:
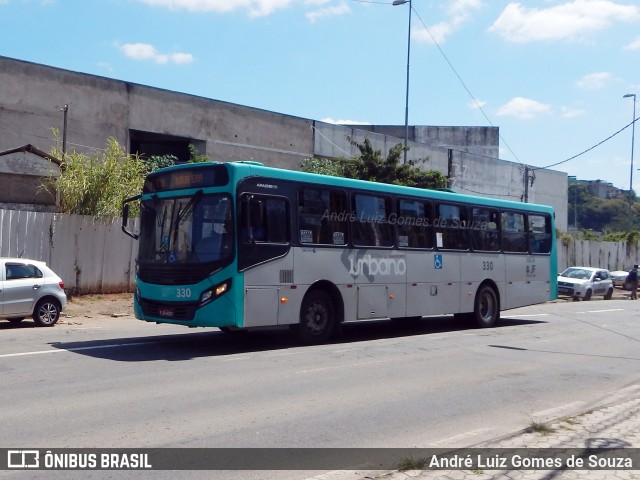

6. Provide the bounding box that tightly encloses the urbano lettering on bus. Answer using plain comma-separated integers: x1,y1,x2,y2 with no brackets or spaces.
322,210,493,230
349,254,407,276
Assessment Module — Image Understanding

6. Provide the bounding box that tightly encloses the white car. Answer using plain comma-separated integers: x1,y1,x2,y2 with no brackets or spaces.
609,266,637,289
1,258,67,326
557,267,614,301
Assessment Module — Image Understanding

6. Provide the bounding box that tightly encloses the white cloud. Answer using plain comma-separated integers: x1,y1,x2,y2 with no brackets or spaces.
575,72,612,90
414,0,483,44
561,106,587,118
467,99,487,110
495,97,552,119
625,37,640,50
118,43,194,65
137,0,292,17
488,0,640,43
321,117,370,125
306,3,350,23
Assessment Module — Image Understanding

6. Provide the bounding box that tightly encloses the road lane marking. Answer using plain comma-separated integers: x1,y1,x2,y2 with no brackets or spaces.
507,314,549,317
531,401,585,419
0,341,150,358
295,360,385,374
576,308,624,314
428,428,494,447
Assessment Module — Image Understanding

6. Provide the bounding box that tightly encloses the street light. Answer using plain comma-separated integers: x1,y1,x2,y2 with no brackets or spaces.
624,93,636,230
393,0,411,164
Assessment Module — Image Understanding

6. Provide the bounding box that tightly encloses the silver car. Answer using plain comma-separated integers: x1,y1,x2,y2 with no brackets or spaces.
1,258,67,326
557,267,614,301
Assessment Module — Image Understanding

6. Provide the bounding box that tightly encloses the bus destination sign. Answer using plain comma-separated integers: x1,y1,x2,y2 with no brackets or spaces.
144,165,229,193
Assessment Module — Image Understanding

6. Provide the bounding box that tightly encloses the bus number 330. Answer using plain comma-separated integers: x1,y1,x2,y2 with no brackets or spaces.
177,288,192,298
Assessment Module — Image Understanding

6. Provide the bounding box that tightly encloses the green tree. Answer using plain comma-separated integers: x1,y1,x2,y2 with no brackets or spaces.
301,137,447,189
567,182,639,233
143,154,178,172
48,136,147,217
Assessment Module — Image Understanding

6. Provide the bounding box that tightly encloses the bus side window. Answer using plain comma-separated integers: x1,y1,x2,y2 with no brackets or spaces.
435,203,469,250
501,211,527,253
240,195,289,244
298,188,348,245
352,193,394,247
397,198,433,248
470,207,499,251
528,214,551,253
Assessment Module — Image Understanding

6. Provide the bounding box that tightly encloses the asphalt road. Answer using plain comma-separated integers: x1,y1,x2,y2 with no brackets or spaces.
2,295,640,479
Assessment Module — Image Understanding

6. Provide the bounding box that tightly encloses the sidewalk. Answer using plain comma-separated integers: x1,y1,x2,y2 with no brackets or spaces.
364,387,640,480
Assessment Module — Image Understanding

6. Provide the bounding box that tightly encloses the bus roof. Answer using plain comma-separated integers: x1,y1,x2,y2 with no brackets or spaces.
224,161,554,215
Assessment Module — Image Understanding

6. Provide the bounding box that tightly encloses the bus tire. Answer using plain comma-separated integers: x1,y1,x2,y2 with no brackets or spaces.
296,290,334,344
473,285,499,328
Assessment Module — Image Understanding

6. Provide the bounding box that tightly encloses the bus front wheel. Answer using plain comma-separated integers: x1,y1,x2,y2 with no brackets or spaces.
296,290,334,344
473,285,499,328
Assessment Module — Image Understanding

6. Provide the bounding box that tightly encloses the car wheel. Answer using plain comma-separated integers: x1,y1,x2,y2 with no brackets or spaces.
604,288,613,300
7,317,25,324
33,298,61,327
583,289,592,301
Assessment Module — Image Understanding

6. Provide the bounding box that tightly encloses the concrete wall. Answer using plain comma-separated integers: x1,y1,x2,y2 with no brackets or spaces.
0,55,567,230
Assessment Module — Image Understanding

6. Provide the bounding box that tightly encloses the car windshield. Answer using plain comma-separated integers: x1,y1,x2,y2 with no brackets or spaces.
138,193,233,265
560,268,593,280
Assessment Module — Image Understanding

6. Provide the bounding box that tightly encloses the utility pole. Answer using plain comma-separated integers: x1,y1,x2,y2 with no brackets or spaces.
61,104,68,159
522,165,535,203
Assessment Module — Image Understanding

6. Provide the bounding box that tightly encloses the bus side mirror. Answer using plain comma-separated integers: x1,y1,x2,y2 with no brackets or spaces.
122,195,141,240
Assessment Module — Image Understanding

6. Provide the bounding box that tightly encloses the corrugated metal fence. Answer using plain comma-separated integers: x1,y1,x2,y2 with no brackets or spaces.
0,209,137,293
1,208,639,294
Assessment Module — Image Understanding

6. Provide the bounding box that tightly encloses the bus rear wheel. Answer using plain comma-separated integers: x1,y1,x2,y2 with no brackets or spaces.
473,285,499,328
296,290,334,344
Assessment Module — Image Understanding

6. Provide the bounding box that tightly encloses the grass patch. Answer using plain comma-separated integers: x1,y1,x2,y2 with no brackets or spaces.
528,421,556,435
397,456,427,471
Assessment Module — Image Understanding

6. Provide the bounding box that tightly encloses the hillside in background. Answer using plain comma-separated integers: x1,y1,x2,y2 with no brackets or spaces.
568,182,637,235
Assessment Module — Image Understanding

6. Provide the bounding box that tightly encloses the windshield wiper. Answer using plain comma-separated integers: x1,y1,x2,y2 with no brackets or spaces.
175,189,203,227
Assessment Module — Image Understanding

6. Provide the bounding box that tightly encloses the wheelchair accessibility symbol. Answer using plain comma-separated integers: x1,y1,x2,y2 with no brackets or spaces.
434,254,443,269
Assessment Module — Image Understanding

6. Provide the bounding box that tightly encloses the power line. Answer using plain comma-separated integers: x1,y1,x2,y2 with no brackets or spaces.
409,8,522,163
534,116,639,171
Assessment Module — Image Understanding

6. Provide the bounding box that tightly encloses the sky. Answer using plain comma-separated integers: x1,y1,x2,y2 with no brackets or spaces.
1,0,639,191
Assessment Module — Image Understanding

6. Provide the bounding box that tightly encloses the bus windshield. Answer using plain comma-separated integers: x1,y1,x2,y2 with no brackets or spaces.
138,193,233,266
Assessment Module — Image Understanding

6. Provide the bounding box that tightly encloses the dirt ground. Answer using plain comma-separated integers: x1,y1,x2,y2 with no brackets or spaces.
62,292,135,323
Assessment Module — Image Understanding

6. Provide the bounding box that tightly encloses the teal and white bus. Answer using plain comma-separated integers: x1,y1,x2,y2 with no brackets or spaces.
122,161,557,343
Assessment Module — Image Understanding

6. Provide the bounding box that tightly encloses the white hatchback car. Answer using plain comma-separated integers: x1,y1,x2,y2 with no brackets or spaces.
557,266,614,301
0,258,67,326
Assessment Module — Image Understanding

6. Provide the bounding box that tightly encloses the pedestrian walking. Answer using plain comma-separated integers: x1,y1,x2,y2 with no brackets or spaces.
626,265,639,299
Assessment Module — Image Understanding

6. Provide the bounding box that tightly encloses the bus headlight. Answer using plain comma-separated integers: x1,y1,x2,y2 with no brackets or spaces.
200,279,232,306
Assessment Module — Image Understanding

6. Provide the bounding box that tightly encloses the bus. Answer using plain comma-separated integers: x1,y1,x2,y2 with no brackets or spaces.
122,161,557,344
